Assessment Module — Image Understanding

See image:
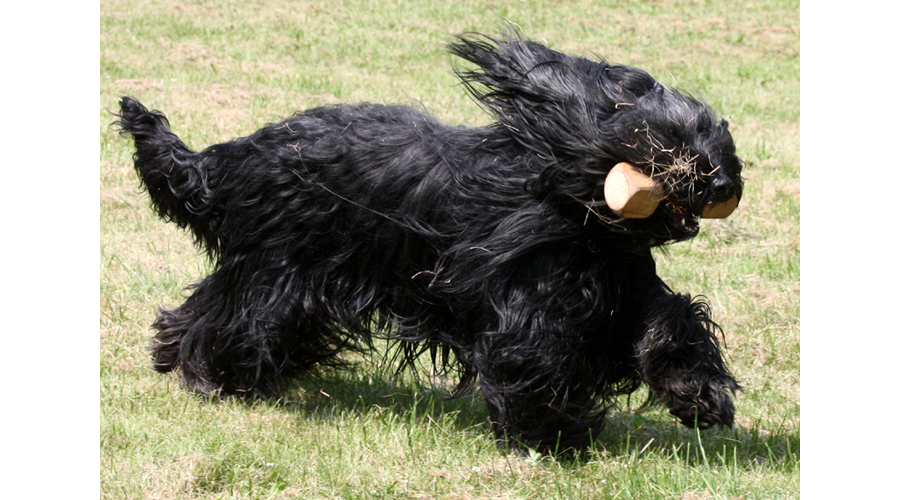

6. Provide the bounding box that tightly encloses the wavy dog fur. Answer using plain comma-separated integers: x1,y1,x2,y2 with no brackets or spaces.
115,30,742,453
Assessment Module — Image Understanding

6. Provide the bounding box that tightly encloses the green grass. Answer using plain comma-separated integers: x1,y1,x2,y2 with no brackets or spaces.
100,0,799,498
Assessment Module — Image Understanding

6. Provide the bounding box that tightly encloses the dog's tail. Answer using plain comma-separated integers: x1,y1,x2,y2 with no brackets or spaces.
114,97,219,253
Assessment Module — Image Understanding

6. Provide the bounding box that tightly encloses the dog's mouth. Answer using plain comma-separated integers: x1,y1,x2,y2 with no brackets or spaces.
658,201,700,238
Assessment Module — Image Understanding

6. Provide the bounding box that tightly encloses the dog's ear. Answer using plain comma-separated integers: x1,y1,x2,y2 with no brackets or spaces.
447,30,602,114
603,65,660,97
448,30,615,161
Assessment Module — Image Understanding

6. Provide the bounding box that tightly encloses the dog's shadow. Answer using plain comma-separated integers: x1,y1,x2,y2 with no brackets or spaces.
278,361,492,432
261,361,798,468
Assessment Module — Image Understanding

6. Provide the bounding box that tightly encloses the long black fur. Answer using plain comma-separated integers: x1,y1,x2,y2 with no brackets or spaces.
114,30,743,453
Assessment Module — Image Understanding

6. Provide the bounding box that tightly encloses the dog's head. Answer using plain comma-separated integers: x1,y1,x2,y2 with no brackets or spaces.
449,30,743,245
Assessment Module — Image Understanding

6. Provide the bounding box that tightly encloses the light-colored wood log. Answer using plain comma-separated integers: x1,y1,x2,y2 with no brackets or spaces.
701,196,739,219
603,162,660,218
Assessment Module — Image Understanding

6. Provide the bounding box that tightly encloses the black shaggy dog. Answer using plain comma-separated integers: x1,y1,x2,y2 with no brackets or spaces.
116,30,743,453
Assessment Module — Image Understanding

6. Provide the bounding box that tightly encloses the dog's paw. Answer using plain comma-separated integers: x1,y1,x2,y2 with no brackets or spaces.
661,374,740,429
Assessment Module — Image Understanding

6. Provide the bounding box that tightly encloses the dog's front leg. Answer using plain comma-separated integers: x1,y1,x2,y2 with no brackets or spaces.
635,284,740,429
472,279,607,454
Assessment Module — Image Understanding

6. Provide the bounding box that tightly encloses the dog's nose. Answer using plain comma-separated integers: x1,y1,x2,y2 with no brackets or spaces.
709,169,742,200
710,171,732,190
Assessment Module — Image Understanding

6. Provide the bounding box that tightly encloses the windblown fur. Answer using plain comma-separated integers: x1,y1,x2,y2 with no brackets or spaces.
115,30,743,453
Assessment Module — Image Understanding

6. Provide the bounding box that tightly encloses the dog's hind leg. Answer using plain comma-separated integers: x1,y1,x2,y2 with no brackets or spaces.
150,256,344,399
635,284,740,429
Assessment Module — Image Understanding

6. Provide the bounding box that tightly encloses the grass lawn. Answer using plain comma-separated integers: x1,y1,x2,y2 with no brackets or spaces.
100,0,799,498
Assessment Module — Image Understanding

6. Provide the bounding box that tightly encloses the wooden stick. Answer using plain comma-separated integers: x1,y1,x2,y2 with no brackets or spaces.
701,195,739,219
604,162,739,219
